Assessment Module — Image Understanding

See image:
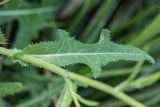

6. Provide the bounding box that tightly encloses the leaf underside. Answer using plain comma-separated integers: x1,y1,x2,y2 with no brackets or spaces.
17,29,154,78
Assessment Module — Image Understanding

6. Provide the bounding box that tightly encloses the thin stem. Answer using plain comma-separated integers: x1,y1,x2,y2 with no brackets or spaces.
75,93,99,106
0,47,146,107
0,6,58,16
20,56,147,107
115,61,143,91
65,78,81,107
0,0,10,5
0,47,13,56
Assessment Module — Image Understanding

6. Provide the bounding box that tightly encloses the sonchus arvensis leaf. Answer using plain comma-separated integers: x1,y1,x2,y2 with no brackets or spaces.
18,29,154,78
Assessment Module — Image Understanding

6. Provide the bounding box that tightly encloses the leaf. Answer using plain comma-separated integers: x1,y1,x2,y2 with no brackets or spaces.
0,30,5,44
128,72,160,89
13,15,46,49
16,84,62,107
0,82,23,97
56,87,72,107
80,0,120,42
0,0,62,49
129,15,160,46
17,29,154,78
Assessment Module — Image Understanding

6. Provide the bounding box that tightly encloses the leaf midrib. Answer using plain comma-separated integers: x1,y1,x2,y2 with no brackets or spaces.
28,52,145,57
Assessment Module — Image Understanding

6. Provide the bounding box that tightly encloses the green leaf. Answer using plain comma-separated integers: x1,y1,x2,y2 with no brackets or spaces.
129,15,160,46
18,29,154,78
15,84,62,107
80,0,120,42
0,30,5,44
0,0,61,49
128,72,160,89
0,82,23,97
56,87,72,107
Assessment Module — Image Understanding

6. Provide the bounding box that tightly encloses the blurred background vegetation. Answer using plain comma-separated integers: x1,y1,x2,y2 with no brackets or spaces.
0,0,160,107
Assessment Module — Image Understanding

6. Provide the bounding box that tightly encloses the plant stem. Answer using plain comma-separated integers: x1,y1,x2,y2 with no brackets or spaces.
115,61,143,91
0,6,58,16
0,47,146,107
0,47,13,56
0,0,10,5
65,78,81,107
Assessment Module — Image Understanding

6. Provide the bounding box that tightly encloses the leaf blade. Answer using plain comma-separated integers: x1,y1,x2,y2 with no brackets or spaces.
18,29,154,77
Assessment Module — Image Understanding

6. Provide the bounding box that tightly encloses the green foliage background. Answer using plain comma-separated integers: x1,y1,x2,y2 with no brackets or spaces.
0,0,160,107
